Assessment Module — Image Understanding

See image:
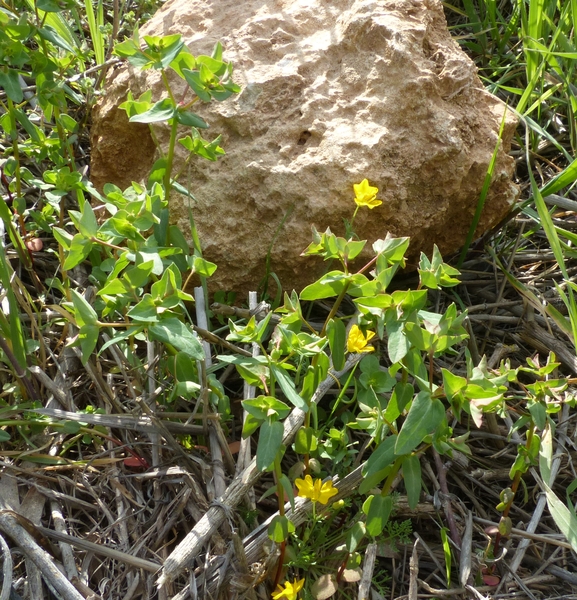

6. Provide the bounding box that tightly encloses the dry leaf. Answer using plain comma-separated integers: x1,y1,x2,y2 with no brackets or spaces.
312,574,338,600
342,568,362,582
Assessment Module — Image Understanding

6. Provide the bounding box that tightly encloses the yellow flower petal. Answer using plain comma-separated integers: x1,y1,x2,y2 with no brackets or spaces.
295,475,339,504
272,578,305,600
347,324,376,353
317,480,339,504
353,179,381,208
295,474,315,499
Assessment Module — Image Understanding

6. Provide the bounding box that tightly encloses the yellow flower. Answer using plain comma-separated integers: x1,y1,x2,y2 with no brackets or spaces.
295,474,339,505
347,324,376,353
272,578,305,600
353,179,382,208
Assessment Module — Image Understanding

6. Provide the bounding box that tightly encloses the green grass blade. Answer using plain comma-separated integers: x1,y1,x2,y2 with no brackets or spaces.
457,105,508,268
528,160,568,280
85,0,106,65
525,0,545,84
540,158,577,196
25,0,83,66
0,251,28,371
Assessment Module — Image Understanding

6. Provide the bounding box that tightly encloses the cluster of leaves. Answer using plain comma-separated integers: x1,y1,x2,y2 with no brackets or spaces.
39,34,240,377
225,207,576,595
0,5,236,439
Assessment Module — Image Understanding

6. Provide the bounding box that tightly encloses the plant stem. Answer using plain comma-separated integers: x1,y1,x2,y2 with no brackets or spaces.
273,456,287,588
491,427,534,561
0,334,38,401
433,447,462,547
320,283,350,337
161,70,179,210
381,457,402,496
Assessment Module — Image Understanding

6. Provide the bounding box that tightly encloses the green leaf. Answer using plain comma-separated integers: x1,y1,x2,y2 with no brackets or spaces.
280,474,296,511
182,69,212,102
528,400,547,430
174,352,197,382
359,355,395,393
327,318,346,371
148,318,204,359
62,420,81,434
175,110,208,128
37,0,65,12
541,476,577,553
37,24,76,52
218,355,269,386
13,109,42,142
384,382,413,423
395,392,445,455
170,50,196,78
373,236,410,266
300,270,350,301
99,325,143,354
539,421,553,486
118,90,153,117
0,69,23,102
174,381,201,400
346,522,366,553
124,261,154,289
242,413,262,438
227,313,272,344
294,427,318,454
142,34,185,69
77,324,99,365
363,494,393,537
0,251,27,369
192,255,217,277
196,54,228,76
364,435,397,478
256,419,284,471
267,514,295,543
440,527,451,586
387,319,409,363
242,396,291,421
270,364,308,411
403,320,434,352
71,289,98,327
129,98,175,123
359,467,393,495
403,455,421,509
211,41,223,61
84,0,105,65
71,202,98,237
541,158,577,196
345,239,366,261
113,38,140,58
442,368,467,399
98,279,129,296
127,294,158,322
63,234,93,270
179,132,225,161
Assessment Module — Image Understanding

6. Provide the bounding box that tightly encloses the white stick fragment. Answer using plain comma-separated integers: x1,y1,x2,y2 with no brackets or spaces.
357,541,377,600
237,291,259,475
0,511,85,600
0,533,13,600
194,286,212,367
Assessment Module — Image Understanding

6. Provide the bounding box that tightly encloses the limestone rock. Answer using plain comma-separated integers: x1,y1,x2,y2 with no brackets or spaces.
91,0,519,294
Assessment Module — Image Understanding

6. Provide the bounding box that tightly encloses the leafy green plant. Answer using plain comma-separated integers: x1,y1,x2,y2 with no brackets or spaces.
222,179,475,596
46,34,240,373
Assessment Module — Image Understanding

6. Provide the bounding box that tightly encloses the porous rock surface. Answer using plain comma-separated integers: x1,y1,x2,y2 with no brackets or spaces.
91,0,519,294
